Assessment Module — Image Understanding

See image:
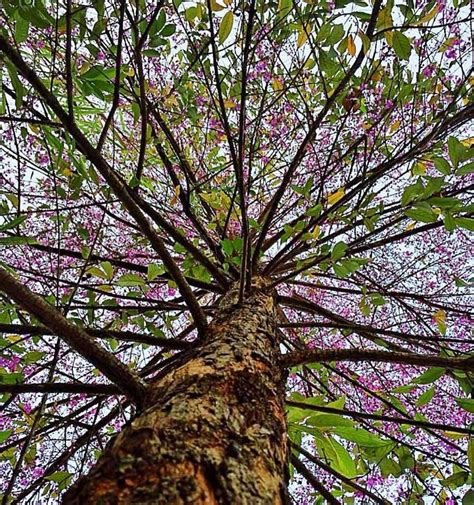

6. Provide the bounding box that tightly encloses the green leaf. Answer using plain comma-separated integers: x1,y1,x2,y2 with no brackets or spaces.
440,470,469,488
86,266,109,280
334,427,393,448
415,386,435,407
391,31,411,60
314,432,357,478
161,24,176,37
448,136,468,168
100,261,114,280
45,471,73,490
0,430,12,443
0,215,27,232
278,0,293,17
221,239,234,257
219,11,234,44
306,204,323,217
392,384,416,394
306,414,354,428
401,180,423,206
413,367,445,384
432,157,451,175
457,161,474,175
423,176,445,198
331,241,348,261
455,398,474,413
468,439,474,473
0,373,24,384
405,202,437,223
147,263,164,281
333,262,349,278
426,197,461,209
462,489,474,505
0,236,38,246
15,15,30,43
455,217,474,231
150,10,166,37
5,61,25,108
23,351,45,364
116,274,145,287
444,213,456,232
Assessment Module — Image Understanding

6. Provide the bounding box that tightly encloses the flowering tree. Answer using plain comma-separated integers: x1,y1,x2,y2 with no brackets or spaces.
0,0,472,502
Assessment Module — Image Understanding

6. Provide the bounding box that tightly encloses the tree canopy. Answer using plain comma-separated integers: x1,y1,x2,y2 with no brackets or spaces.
0,0,472,503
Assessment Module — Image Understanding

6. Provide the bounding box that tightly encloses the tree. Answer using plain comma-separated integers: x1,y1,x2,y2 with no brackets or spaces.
0,0,472,502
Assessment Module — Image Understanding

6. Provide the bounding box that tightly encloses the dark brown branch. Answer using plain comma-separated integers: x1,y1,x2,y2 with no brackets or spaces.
290,454,342,505
286,400,474,435
291,442,388,504
0,323,190,349
0,383,120,395
0,34,209,334
0,267,148,404
282,348,473,373
252,0,383,266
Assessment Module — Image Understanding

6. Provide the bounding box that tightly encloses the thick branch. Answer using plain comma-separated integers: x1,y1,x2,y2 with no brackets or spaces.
0,267,148,404
0,34,209,333
0,323,190,349
286,400,474,435
282,348,474,373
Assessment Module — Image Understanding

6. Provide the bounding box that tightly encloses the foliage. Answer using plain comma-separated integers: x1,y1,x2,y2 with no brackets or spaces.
0,0,472,502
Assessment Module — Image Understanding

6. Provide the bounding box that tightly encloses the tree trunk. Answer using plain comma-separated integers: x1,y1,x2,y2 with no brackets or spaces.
63,279,288,504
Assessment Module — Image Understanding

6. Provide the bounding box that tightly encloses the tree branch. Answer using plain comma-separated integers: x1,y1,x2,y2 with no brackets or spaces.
0,383,120,395
0,34,209,334
0,267,148,404
0,323,190,349
282,348,473,373
286,400,474,435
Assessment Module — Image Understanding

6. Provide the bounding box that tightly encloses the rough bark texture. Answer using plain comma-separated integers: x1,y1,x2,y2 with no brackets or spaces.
63,278,288,504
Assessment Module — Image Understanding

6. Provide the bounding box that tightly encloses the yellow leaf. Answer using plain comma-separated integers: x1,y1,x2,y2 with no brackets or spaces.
97,285,113,293
327,188,345,205
297,24,311,48
223,0,232,5
271,78,284,91
377,7,394,31
219,10,234,44
347,35,356,56
371,71,383,82
311,225,320,239
61,167,73,177
442,431,468,440
461,137,474,147
405,222,416,231
358,30,371,54
415,5,439,25
389,119,401,133
224,99,237,108
413,160,428,174
210,0,225,10
170,185,180,206
384,31,394,46
433,309,447,335
165,95,178,108
6,334,22,343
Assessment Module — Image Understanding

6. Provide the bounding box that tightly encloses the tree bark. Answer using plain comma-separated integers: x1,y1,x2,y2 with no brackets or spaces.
63,279,288,504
